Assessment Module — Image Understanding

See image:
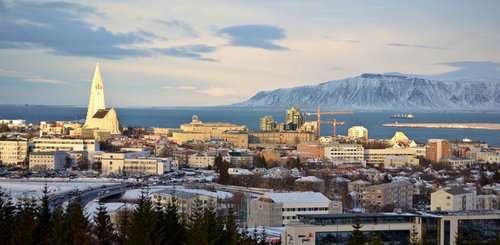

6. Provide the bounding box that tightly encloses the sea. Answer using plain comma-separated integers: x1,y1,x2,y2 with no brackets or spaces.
1,105,499,146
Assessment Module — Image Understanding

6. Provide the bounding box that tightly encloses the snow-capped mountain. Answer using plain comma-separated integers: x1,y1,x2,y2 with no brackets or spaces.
233,73,500,111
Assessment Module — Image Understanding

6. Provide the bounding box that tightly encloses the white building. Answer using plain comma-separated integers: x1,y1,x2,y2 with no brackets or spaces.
31,137,99,152
29,151,68,171
247,192,341,227
324,142,364,165
187,152,230,168
430,186,477,211
101,152,170,175
347,126,368,141
384,155,420,167
0,139,28,165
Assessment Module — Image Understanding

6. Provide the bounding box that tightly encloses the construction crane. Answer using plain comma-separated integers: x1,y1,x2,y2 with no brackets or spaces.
305,106,353,138
321,118,345,137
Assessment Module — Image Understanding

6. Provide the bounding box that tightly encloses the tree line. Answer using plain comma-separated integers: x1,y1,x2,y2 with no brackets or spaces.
0,186,267,245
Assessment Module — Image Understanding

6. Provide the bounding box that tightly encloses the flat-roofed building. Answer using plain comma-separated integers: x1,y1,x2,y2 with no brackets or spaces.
384,155,420,167
441,157,475,167
101,151,170,175
431,186,476,211
249,131,315,147
364,147,425,166
297,142,324,159
363,181,413,211
188,152,230,168
31,137,99,152
0,139,28,165
247,192,341,227
284,213,417,245
29,151,68,171
152,188,232,214
324,142,364,165
426,139,452,163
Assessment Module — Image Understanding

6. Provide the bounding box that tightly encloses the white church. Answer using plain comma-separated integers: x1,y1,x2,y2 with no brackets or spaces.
82,63,120,136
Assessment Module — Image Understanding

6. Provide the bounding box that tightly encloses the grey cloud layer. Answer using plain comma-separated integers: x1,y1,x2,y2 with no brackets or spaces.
386,42,447,50
217,25,289,50
0,0,215,60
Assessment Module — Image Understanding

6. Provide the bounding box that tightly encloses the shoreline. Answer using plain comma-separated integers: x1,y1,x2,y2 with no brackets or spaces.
382,123,500,130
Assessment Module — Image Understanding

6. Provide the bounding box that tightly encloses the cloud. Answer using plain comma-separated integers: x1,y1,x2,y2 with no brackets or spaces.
0,1,219,61
386,42,447,50
437,61,500,79
154,20,199,37
0,68,65,84
217,24,289,50
158,44,218,61
162,85,197,91
0,0,154,59
196,87,237,97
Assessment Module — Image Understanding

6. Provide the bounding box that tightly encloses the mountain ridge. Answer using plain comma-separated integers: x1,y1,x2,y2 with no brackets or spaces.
232,73,500,111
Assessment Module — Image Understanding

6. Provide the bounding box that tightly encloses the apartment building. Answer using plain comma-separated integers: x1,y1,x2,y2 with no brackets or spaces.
363,181,414,211
0,139,28,165
29,151,68,171
430,186,477,211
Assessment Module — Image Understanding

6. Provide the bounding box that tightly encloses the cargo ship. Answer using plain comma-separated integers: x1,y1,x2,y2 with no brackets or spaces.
390,113,414,119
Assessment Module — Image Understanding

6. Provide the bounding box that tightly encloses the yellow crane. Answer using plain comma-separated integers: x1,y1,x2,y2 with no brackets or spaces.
306,106,353,138
321,118,345,137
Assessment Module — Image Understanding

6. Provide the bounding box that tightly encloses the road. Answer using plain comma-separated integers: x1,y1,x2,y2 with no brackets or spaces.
48,184,126,210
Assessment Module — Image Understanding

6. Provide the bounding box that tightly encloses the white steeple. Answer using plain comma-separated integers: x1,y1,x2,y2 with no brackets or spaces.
84,62,106,127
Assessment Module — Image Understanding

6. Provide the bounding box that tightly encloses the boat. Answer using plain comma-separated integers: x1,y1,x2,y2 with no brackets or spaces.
390,113,414,119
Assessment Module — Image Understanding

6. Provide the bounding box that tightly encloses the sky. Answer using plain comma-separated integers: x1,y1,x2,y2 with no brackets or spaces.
0,0,499,107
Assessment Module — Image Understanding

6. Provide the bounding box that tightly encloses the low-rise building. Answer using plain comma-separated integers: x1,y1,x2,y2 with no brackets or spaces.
441,157,475,167
324,142,364,164
430,186,476,211
477,194,500,210
364,147,425,166
0,139,28,165
31,137,99,152
101,152,170,175
228,151,253,167
248,131,315,147
247,192,341,227
348,126,368,141
29,151,68,171
469,150,500,163
297,142,324,159
363,181,413,211
384,155,420,167
152,188,219,214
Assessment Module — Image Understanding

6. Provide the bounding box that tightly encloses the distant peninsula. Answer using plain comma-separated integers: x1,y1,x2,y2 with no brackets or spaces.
382,123,500,130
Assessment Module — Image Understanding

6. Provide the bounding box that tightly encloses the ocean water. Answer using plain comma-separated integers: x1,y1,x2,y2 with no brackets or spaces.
1,105,499,146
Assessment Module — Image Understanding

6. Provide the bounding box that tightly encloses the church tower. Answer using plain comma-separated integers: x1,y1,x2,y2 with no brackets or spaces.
84,63,106,127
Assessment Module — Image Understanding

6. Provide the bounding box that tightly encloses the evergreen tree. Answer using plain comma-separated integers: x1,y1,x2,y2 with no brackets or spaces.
222,208,239,245
0,188,15,244
36,185,52,245
65,194,91,245
48,206,68,245
93,202,116,245
454,226,464,245
12,198,39,245
125,189,161,245
115,208,131,245
214,154,223,173
409,223,421,245
164,195,184,244
368,231,382,245
218,160,231,185
348,216,366,245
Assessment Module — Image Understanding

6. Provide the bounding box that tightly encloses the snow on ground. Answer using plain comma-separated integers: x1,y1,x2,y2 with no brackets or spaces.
121,185,234,200
121,186,167,200
0,180,117,200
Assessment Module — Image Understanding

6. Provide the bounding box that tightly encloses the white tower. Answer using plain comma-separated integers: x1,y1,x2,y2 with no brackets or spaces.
84,63,106,127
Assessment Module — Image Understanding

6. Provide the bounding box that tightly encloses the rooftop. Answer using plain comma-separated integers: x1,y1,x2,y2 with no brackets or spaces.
262,192,330,203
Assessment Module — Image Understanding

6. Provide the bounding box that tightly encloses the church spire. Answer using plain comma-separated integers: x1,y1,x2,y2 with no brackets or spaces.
84,62,106,127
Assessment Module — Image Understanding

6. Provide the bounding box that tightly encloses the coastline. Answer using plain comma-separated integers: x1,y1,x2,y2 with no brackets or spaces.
382,123,500,130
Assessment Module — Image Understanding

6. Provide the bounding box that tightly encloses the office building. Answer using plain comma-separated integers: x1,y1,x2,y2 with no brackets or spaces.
324,142,364,164
426,139,452,163
31,137,99,152
247,192,340,227
364,147,425,166
101,152,170,175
